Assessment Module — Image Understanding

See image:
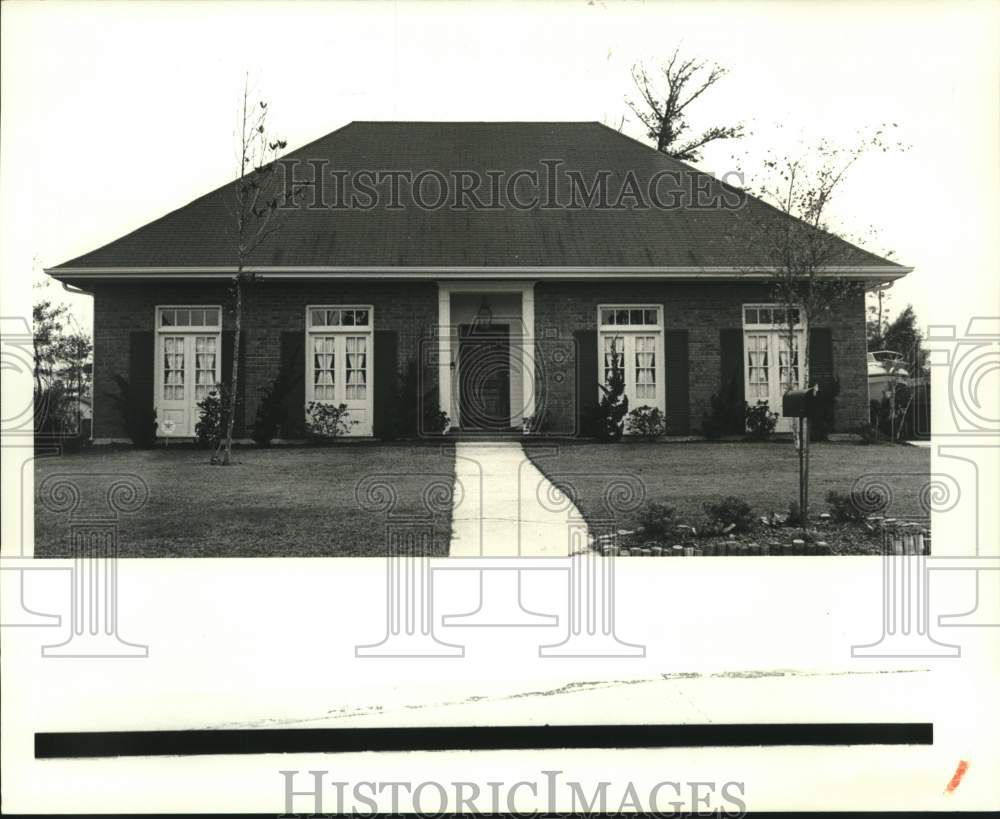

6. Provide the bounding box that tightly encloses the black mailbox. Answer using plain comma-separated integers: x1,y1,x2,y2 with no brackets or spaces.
782,387,816,418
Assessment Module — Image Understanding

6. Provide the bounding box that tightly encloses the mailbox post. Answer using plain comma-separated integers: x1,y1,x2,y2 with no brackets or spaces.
783,386,818,526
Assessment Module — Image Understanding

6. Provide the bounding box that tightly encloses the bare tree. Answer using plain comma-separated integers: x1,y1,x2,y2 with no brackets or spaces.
729,126,906,520
733,127,904,393
214,78,294,465
627,49,745,161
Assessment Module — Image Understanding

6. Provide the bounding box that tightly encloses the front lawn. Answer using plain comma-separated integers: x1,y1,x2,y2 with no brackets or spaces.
526,440,931,554
35,444,456,557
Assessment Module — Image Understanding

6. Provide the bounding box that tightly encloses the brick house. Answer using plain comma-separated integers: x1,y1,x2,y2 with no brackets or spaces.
46,122,909,442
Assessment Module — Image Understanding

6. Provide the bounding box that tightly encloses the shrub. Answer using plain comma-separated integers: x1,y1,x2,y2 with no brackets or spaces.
305,401,353,441
626,405,668,439
107,374,157,448
825,489,865,522
744,400,778,440
596,340,628,442
636,501,678,542
701,377,744,439
252,360,298,446
424,409,450,435
809,377,840,442
854,422,880,445
195,385,229,449
703,496,755,533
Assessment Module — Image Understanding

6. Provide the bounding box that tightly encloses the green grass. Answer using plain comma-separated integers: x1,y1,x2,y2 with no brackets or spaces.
35,444,456,557
527,440,931,533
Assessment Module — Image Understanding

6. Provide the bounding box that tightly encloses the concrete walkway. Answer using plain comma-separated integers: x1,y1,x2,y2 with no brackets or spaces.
449,442,587,556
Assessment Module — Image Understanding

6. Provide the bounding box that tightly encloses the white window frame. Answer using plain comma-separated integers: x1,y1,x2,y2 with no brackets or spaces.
596,304,666,419
153,305,223,438
741,303,808,429
305,304,374,436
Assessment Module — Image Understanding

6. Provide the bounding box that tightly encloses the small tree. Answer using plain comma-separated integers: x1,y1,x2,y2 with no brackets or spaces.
732,127,906,397
627,49,745,162
730,126,906,521
215,78,297,465
33,300,93,436
597,339,629,441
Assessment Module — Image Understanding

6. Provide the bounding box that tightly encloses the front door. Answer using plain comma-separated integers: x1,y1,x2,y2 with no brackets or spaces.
458,324,510,430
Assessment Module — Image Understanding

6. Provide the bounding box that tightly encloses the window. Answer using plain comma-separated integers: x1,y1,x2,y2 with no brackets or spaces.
309,308,370,328
163,336,185,400
154,306,222,438
597,305,665,416
742,303,806,429
160,307,221,328
305,306,374,436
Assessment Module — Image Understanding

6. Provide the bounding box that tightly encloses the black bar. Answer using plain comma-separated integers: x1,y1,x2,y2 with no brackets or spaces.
35,723,932,759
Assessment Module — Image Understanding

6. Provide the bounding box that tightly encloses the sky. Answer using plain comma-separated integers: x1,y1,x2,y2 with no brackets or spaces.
3,0,999,335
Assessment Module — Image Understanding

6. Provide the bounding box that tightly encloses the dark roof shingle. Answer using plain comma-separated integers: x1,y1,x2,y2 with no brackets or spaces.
50,121,905,272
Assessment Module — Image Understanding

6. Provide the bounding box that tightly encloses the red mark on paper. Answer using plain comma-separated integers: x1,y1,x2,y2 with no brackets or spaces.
945,760,969,794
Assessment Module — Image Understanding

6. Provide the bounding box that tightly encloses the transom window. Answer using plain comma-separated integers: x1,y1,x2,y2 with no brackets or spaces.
159,307,221,328
743,304,801,328
600,307,660,327
309,308,370,328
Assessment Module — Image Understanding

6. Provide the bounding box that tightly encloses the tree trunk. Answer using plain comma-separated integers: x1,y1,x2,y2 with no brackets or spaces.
216,272,243,465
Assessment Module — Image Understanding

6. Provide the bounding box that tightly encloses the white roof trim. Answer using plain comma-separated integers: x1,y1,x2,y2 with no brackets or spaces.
46,265,912,281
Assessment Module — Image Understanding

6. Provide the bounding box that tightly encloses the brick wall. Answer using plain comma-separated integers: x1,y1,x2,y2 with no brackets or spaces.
91,281,438,439
91,278,867,439
533,280,868,433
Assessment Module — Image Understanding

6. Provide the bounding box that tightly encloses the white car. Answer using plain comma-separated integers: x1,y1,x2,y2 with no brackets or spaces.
867,350,909,401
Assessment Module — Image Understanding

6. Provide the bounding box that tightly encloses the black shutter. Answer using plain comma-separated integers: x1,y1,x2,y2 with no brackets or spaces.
574,329,598,436
808,327,834,392
221,331,246,437
128,331,155,446
720,328,745,402
664,329,690,434
279,331,305,438
373,330,398,439
720,328,745,433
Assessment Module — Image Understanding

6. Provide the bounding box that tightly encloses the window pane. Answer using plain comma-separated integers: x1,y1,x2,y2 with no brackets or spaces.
163,337,185,400
174,309,190,327
311,310,325,326
194,336,217,401
746,333,770,399
635,335,656,399
744,307,758,324
345,336,368,400
355,309,369,326
342,310,355,326
161,309,175,327
773,308,786,326
313,336,336,400
644,309,658,325
629,309,643,325
190,309,204,327
789,308,800,325
615,309,628,325
327,310,341,326
205,309,220,327
758,307,772,325
601,308,615,325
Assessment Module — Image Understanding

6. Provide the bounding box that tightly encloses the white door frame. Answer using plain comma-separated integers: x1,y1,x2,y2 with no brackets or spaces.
596,304,667,422
153,305,222,438
436,281,535,427
304,305,375,436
